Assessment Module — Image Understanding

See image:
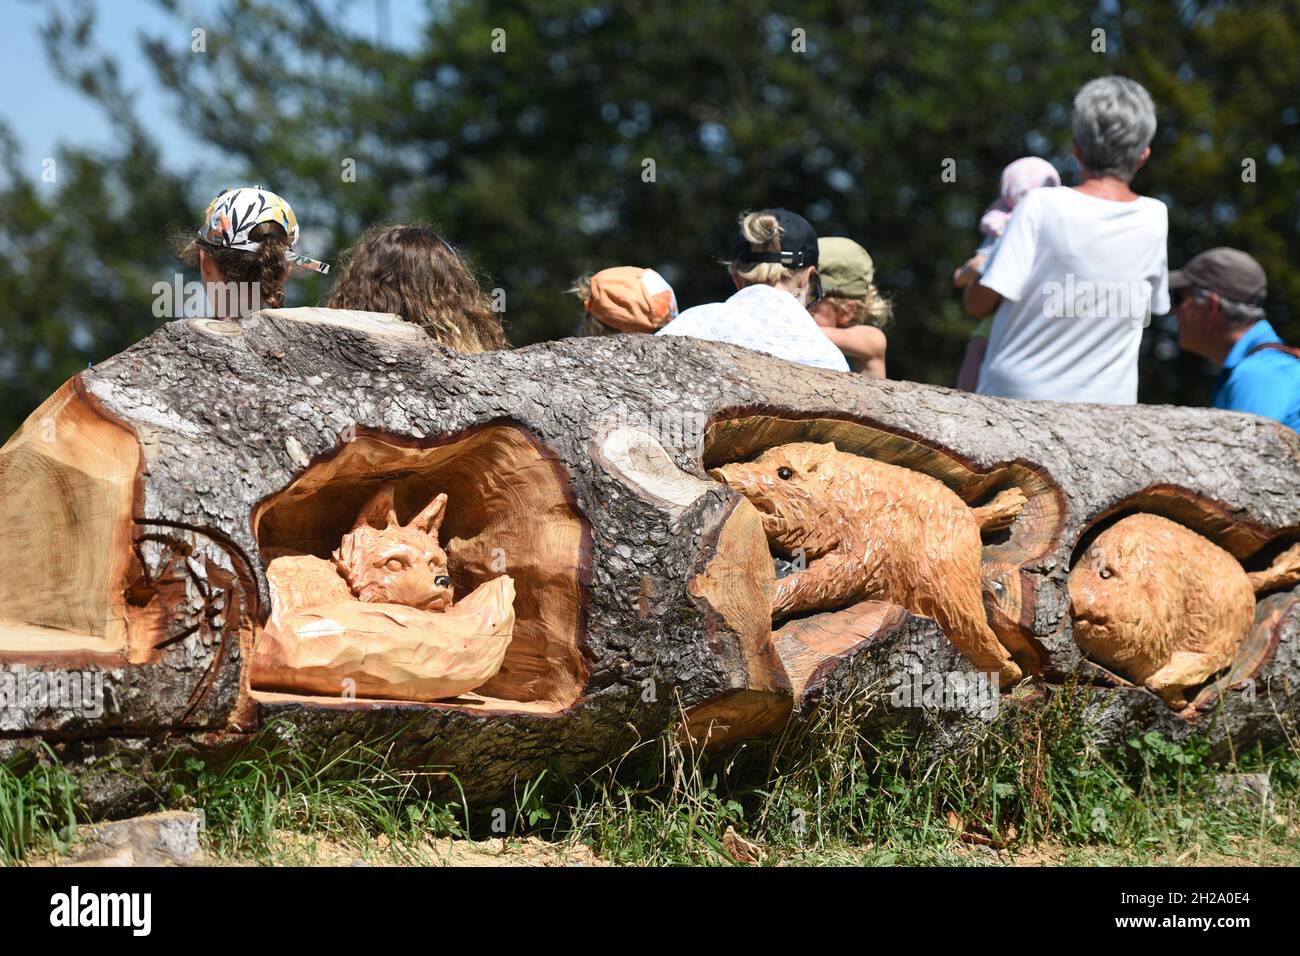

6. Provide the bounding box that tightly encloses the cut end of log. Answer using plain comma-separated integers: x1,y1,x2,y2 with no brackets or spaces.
0,378,145,661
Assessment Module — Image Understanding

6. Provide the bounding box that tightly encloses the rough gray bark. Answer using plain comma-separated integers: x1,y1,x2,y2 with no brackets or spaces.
1,307,1298,814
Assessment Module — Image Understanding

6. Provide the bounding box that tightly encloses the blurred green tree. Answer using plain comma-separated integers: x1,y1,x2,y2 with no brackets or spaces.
2,0,1297,437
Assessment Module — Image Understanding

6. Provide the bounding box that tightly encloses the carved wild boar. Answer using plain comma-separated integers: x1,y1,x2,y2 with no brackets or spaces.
710,441,1027,684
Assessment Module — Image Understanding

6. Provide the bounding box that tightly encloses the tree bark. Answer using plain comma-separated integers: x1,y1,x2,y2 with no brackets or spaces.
1,307,1297,812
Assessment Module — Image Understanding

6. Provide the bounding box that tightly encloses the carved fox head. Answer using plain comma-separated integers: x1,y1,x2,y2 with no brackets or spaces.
332,484,454,611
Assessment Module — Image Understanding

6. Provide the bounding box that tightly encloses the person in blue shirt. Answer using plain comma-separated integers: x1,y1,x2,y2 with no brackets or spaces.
1172,247,1300,432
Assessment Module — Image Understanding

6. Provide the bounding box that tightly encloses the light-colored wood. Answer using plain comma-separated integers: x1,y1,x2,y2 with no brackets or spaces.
711,441,1023,684
241,307,426,340
0,380,142,658
774,601,909,706
252,426,586,709
590,423,712,515
704,413,1064,676
251,575,516,702
973,488,1029,533
252,485,516,701
4,309,1300,807
683,497,791,746
1070,513,1258,710
1247,541,1300,594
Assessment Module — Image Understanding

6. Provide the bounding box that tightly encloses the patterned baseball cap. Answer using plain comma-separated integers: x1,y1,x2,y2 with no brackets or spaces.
197,186,329,274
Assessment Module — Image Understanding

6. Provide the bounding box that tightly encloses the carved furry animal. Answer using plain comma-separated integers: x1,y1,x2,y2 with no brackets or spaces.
1070,513,1300,710
710,442,1027,684
255,483,517,703
332,485,454,610
269,484,453,616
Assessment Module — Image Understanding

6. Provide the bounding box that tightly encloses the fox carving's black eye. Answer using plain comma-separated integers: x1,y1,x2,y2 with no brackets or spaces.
434,575,451,587
777,467,793,480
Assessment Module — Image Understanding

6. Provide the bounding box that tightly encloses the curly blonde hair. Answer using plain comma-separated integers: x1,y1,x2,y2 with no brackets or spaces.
327,223,507,353
829,287,894,329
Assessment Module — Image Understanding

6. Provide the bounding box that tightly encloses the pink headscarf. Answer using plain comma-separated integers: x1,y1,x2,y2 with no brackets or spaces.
979,157,1061,239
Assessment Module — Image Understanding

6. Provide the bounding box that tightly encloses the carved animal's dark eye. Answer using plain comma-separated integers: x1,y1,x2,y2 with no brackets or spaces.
777,467,793,480
434,575,452,587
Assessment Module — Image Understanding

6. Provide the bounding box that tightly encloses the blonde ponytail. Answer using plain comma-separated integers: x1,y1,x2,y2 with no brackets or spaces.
730,211,797,287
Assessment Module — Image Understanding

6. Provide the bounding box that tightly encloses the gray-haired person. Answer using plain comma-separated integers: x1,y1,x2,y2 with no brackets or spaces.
963,76,1169,404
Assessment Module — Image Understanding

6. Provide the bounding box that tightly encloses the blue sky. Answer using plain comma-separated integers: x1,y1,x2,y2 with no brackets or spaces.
0,0,427,177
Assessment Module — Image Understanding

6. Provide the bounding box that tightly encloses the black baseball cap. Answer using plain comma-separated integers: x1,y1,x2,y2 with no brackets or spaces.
729,208,819,269
1169,248,1267,305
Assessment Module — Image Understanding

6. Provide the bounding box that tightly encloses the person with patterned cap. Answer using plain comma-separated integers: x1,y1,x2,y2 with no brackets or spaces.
1172,247,1300,432
656,208,849,372
175,185,328,319
810,237,892,378
570,266,679,336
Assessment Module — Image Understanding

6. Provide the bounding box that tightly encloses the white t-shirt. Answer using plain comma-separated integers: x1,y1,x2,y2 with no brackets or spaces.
976,187,1170,404
656,284,850,372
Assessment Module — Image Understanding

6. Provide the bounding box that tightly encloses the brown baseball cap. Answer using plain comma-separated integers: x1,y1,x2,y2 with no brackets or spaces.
1169,247,1267,304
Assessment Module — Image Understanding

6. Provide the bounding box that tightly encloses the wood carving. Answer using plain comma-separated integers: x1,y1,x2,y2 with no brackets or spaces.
1,309,1298,812
709,441,1027,684
250,484,516,702
1070,513,1300,710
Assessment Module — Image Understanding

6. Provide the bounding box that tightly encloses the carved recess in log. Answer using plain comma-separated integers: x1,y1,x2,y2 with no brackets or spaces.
250,425,587,714
698,413,1066,725
1069,487,1300,714
0,380,256,734
0,379,145,660
252,484,517,703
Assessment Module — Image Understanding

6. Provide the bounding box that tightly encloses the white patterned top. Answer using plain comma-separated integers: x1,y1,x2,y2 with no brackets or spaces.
656,284,850,372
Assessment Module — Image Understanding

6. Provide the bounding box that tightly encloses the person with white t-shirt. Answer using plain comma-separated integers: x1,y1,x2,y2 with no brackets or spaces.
656,208,850,372
963,76,1170,405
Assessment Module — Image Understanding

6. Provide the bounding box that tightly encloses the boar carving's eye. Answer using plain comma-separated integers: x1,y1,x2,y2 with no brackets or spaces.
1098,568,1112,580
777,466,793,480
385,557,405,572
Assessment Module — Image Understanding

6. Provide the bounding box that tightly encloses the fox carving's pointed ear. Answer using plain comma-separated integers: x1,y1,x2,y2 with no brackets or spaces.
352,483,399,531
410,492,448,535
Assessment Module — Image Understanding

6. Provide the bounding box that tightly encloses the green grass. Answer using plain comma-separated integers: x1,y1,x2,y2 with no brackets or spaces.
149,730,474,865
3,682,1297,866
0,744,80,865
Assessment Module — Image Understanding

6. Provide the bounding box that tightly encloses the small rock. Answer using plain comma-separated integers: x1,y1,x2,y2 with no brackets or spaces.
62,810,205,867
1214,772,1272,810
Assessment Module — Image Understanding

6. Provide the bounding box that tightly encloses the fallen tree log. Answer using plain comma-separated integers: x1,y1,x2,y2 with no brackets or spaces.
1,307,1297,812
